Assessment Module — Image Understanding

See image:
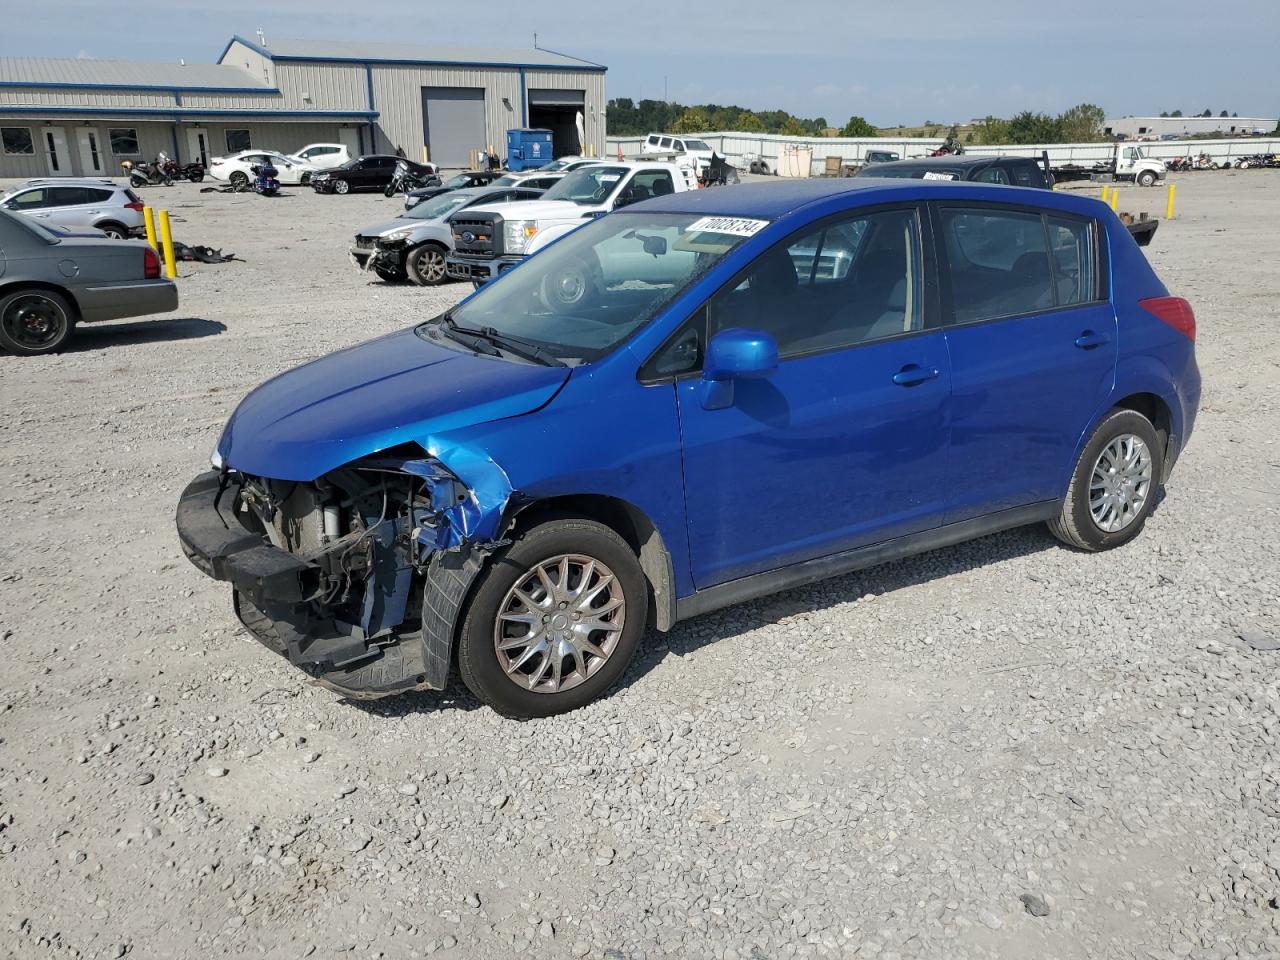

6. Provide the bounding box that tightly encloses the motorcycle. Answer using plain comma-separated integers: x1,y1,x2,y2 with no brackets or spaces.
250,162,280,197
122,157,172,188
159,155,207,182
384,159,440,197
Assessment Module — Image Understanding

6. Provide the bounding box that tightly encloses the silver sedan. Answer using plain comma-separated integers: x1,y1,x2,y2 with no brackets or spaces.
0,210,178,355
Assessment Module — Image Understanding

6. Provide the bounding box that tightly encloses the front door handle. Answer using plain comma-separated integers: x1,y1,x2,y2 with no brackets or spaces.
892,364,940,387
1075,330,1110,350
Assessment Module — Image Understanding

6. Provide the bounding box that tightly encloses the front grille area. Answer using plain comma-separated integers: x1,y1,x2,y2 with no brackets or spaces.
353,235,376,249
450,214,502,259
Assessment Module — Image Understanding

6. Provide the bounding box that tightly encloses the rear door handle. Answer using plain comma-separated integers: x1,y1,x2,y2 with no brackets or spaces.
892,364,940,387
1074,330,1109,350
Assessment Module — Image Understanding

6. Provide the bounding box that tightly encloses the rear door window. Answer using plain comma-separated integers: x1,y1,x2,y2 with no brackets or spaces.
1008,162,1042,188
659,137,672,149
939,207,1053,322
1046,214,1096,306
974,165,1011,185
48,187,90,206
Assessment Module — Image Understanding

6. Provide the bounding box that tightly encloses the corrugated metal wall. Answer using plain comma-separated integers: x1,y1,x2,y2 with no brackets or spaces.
220,40,276,87
367,64,522,162
270,61,369,111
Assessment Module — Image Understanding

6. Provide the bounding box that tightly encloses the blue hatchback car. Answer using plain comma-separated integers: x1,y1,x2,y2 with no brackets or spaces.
177,178,1199,717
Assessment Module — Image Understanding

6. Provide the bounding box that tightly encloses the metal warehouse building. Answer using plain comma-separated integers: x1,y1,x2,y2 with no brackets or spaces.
0,35,607,179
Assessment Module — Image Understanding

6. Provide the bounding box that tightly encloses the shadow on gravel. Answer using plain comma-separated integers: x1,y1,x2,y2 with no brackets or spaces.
615,523,1060,695
343,680,484,719
68,317,227,351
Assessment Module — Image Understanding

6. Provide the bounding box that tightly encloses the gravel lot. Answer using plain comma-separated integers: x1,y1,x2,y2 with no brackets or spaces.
1,171,1278,960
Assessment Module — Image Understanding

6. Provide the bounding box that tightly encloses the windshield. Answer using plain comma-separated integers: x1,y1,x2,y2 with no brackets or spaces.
683,140,711,151
536,158,572,171
425,212,763,364
405,193,472,221
443,174,472,188
493,175,519,185
542,165,628,205
862,167,938,179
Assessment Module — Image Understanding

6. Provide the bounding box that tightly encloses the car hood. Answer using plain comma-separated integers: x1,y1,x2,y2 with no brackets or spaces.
216,327,570,481
475,199,588,222
356,217,416,237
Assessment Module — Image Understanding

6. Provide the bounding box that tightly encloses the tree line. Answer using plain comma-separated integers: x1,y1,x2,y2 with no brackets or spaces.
607,98,1115,145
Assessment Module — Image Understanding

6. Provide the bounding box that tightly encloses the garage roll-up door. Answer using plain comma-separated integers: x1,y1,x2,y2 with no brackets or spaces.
421,87,486,168
528,88,585,106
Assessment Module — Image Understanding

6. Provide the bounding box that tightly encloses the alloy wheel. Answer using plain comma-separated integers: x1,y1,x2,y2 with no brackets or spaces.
415,249,446,283
493,554,625,694
1089,433,1153,533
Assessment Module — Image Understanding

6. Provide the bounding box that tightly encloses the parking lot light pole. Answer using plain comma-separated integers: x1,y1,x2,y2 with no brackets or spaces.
158,210,177,280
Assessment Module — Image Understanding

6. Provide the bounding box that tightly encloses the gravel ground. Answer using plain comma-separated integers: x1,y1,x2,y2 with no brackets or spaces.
1,171,1278,960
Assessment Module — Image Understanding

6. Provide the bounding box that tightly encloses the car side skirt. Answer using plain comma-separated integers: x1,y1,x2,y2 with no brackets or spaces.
674,500,1060,623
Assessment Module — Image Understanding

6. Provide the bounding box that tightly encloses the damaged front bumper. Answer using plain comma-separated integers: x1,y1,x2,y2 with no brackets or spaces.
349,240,406,274
176,462,494,699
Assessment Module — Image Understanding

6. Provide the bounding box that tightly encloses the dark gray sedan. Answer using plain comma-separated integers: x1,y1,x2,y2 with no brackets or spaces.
0,210,178,355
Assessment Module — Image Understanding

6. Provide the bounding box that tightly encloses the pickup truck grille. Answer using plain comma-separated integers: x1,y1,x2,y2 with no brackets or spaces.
450,214,501,259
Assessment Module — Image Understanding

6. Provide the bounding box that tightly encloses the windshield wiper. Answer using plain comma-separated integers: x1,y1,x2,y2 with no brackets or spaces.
430,314,564,367
474,327,566,367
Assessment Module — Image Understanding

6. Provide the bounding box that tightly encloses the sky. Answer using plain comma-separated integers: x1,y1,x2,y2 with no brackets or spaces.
2,0,1276,125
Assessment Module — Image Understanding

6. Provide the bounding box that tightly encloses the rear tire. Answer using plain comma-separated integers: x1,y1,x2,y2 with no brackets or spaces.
229,171,249,188
0,288,75,356
406,244,448,286
457,519,647,718
1048,408,1162,552
96,221,127,239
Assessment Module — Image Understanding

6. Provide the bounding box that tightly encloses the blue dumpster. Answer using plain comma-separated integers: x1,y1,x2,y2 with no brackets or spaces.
507,128,554,172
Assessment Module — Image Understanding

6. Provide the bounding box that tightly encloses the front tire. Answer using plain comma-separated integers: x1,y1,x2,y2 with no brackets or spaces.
0,288,75,355
457,519,648,718
406,244,448,286
334,179,350,195
1137,170,1157,187
1048,408,1162,551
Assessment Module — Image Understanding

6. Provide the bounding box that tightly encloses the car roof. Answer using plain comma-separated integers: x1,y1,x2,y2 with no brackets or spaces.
635,177,1097,222
869,156,1026,173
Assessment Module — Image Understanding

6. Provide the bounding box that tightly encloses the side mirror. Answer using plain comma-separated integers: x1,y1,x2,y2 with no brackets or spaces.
703,328,778,381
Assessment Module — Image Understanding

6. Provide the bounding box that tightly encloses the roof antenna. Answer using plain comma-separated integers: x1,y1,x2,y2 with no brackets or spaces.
533,32,539,49
256,28,267,47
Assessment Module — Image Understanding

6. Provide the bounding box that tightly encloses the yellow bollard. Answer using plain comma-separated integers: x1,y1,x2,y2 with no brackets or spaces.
158,209,177,280
1110,189,1119,213
142,206,158,250
1166,183,1176,220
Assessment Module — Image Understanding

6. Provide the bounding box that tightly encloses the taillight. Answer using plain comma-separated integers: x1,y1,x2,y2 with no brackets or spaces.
1139,296,1196,341
125,201,144,211
144,246,161,279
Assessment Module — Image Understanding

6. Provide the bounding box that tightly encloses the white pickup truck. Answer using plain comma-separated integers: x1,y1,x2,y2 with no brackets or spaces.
445,161,695,285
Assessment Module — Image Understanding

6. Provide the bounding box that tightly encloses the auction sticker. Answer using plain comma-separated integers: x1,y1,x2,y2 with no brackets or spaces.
922,171,958,181
688,216,770,237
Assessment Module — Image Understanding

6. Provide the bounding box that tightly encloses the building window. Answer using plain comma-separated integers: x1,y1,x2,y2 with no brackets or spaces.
1,127,35,155
108,128,141,156
225,129,252,153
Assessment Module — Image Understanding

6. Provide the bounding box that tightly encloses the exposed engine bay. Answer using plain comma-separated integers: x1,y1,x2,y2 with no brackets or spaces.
186,449,507,698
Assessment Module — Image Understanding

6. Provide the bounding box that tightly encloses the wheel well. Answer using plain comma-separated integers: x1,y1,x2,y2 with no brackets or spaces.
95,220,126,234
509,494,677,631
0,281,80,319
1113,392,1171,453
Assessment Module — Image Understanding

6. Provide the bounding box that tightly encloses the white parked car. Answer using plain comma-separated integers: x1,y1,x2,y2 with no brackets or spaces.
290,143,351,170
207,150,320,188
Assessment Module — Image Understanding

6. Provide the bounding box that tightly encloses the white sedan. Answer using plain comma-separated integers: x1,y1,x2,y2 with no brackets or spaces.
207,150,320,187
